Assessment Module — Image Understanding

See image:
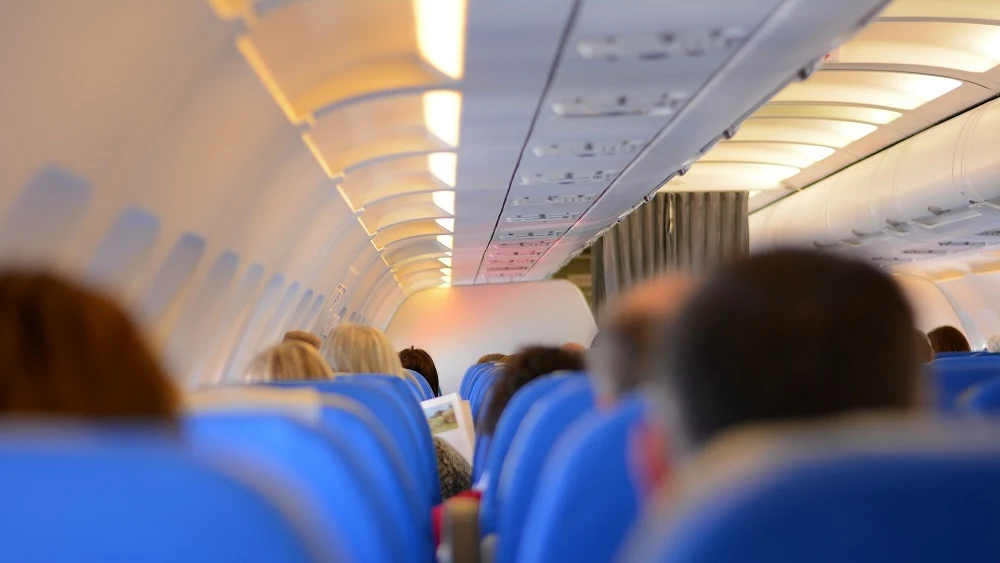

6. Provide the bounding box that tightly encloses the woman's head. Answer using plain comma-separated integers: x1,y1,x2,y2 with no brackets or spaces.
399,347,440,396
282,330,322,350
322,324,407,377
476,353,506,364
927,325,971,353
0,271,179,420
245,342,334,383
480,346,584,436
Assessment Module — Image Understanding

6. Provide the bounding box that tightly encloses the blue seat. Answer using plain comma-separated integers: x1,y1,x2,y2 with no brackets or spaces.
408,368,435,399
461,363,492,399
935,351,979,359
273,378,442,507
187,412,404,562
496,378,595,563
0,424,344,562
930,356,1000,412
470,366,501,422
967,376,1000,413
518,397,646,563
479,374,583,534
627,427,1000,563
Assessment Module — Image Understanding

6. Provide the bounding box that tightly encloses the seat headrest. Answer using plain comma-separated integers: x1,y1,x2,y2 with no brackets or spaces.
184,386,322,423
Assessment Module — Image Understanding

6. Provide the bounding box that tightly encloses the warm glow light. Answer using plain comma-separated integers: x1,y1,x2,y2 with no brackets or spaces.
734,119,878,148
774,71,961,111
838,23,1000,73
705,143,836,169
749,190,762,198
433,191,456,215
756,104,902,125
237,36,303,125
428,152,458,187
440,268,452,276
436,218,455,232
437,234,454,249
301,133,335,178
439,257,452,267
414,0,467,79
665,162,800,192
424,91,462,147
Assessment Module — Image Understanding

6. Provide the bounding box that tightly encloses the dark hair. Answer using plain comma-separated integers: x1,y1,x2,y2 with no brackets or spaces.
927,325,971,353
656,249,919,452
399,346,440,396
479,346,584,436
476,353,506,364
0,271,180,420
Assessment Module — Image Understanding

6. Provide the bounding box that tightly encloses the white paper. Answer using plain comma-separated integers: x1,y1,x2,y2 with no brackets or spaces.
421,392,475,463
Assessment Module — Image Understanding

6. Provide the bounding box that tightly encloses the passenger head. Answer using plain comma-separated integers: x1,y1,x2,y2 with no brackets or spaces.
477,353,506,364
649,249,920,458
915,330,934,363
927,325,971,353
480,346,585,436
0,271,179,420
561,342,586,353
322,324,408,378
282,330,322,350
590,274,696,401
244,341,333,383
399,346,441,396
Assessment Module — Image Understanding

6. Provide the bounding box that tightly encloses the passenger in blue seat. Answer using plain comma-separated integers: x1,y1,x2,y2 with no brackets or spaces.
244,341,334,382
399,346,441,397
476,353,508,364
927,325,971,354
634,249,922,492
0,271,180,420
322,324,415,381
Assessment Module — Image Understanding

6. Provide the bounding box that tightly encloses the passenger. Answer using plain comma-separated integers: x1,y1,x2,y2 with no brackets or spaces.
399,346,441,397
915,330,934,363
0,271,179,420
927,325,971,354
479,346,585,437
641,249,921,465
322,324,412,379
434,437,472,499
244,341,334,383
590,274,696,403
282,330,322,350
561,342,586,353
476,353,507,364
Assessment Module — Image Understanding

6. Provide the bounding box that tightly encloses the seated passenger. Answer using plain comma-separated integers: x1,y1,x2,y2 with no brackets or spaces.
638,249,920,485
399,346,441,397
322,324,413,380
434,436,472,499
927,325,971,354
244,341,334,383
590,274,696,404
479,346,585,438
282,330,322,350
0,271,179,420
561,342,586,353
477,353,507,364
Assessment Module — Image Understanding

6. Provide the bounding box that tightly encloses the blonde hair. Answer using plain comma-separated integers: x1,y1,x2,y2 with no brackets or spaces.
322,324,408,378
245,342,334,383
283,330,322,350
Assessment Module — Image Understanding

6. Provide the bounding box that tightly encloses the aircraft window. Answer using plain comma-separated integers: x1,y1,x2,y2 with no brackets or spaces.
0,165,90,263
87,207,159,289
140,232,206,324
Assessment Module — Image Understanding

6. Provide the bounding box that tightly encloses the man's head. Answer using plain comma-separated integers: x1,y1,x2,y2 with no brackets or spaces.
648,249,920,458
590,274,697,401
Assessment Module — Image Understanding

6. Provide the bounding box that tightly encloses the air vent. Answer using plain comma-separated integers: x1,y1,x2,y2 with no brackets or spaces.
488,249,545,258
977,230,1000,237
497,228,568,240
870,256,900,263
485,257,536,265
576,28,747,60
484,265,532,272
938,241,987,248
552,92,686,118
480,271,523,278
533,139,645,158
511,194,597,206
902,249,948,255
491,240,554,250
505,212,581,223
520,169,616,185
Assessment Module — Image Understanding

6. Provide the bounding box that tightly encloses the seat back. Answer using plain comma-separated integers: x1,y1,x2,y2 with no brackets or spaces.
409,368,435,399
930,356,1000,412
461,363,493,399
967,376,1000,413
495,378,595,563
625,417,1000,563
479,374,582,534
0,425,340,562
518,397,646,563
186,412,404,562
470,366,500,422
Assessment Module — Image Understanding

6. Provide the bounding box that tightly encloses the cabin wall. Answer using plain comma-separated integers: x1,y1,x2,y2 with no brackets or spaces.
385,280,597,393
894,275,971,343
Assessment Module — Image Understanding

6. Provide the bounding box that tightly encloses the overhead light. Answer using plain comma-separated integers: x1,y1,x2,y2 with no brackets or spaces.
236,36,302,125
755,104,901,125
838,22,1000,74
665,162,800,191
428,152,458,187
749,190,762,198
414,0,467,80
440,267,452,276
774,71,961,111
439,257,452,267
704,143,835,169
424,91,462,148
735,118,878,148
436,218,455,232
433,191,456,215
437,234,454,249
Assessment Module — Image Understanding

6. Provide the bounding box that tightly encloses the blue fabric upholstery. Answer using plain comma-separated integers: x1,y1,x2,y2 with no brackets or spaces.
461,363,493,399
470,366,501,423
187,412,402,562
479,374,582,534
935,351,979,359
967,376,1000,413
630,448,1000,563
0,425,343,562
496,378,595,563
929,356,1000,412
408,368,435,399
518,397,646,563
